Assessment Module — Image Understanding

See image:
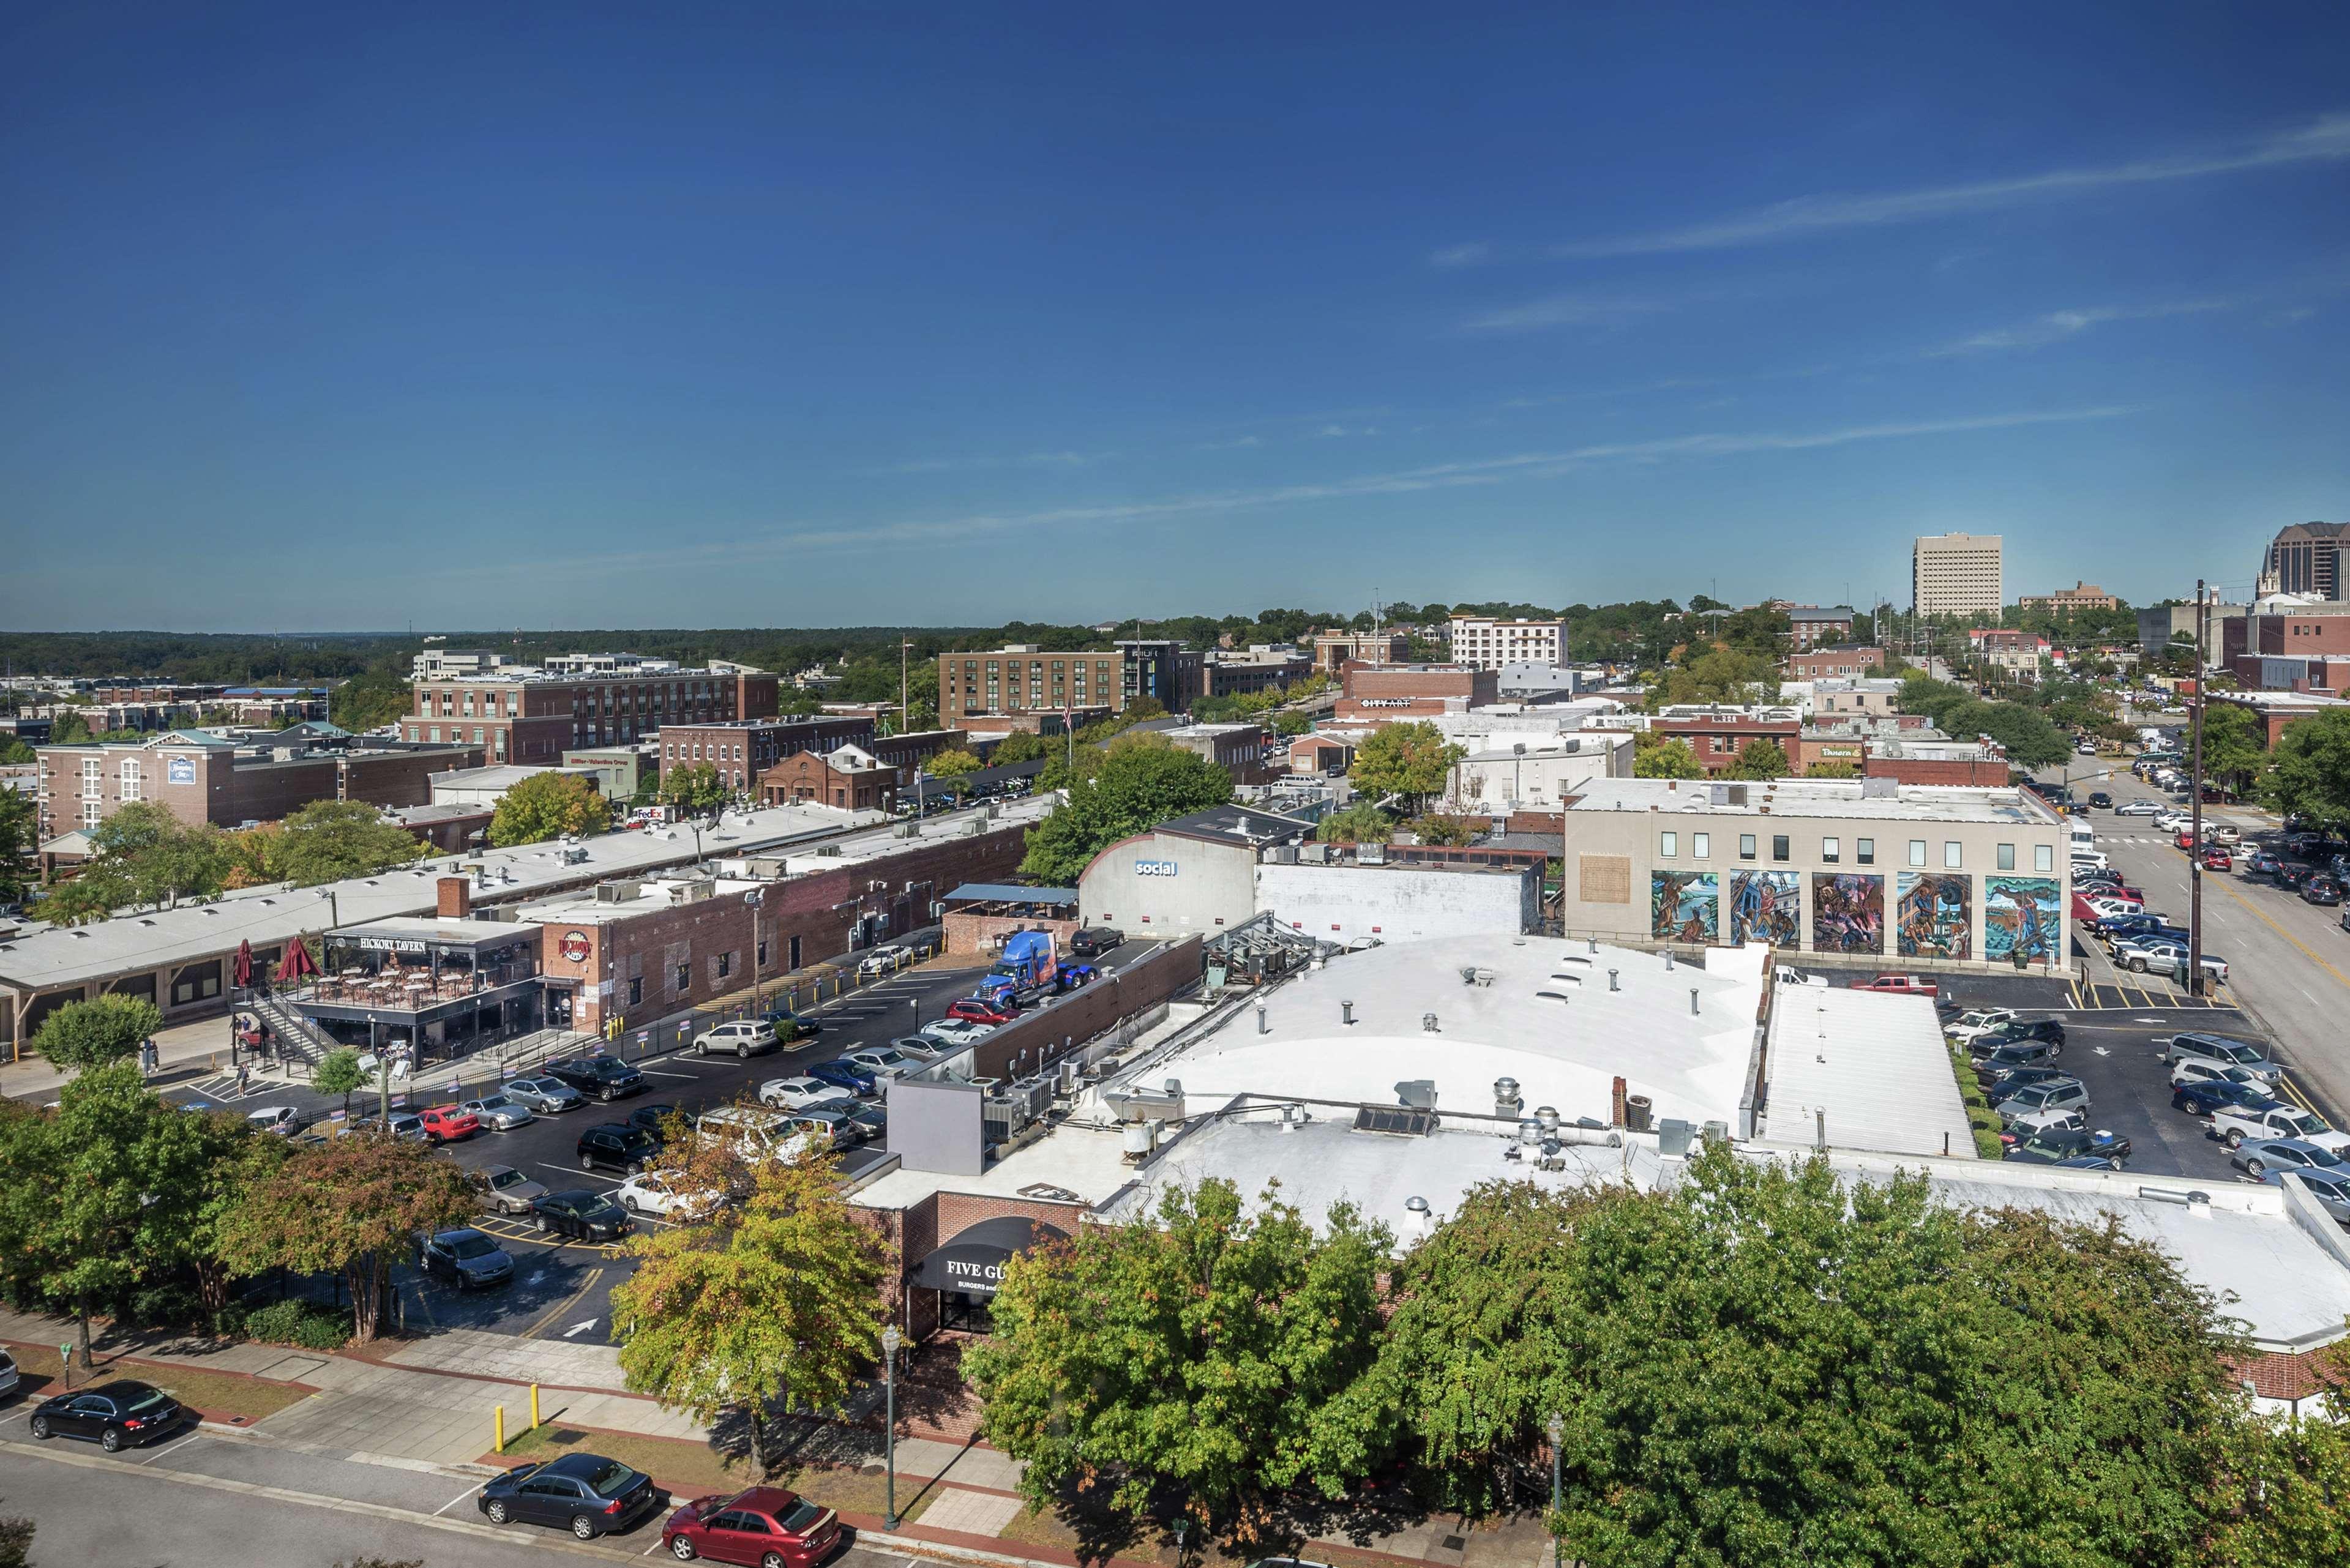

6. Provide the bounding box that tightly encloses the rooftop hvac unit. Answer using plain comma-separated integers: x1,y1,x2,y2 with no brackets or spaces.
1104,1081,1185,1123
1265,845,1298,864
1122,1120,1159,1162
1395,1078,1438,1109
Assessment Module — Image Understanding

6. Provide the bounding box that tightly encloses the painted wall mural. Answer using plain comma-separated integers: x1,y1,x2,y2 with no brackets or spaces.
1652,872,1718,943
1985,876,2062,962
1727,870,1801,947
1810,873,1885,954
1897,872,1972,960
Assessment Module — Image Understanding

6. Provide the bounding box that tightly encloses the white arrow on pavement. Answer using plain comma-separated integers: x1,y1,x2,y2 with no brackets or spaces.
562,1318,600,1339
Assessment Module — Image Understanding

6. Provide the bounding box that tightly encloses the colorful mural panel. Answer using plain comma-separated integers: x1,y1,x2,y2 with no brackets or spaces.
1727,870,1801,947
1810,873,1885,954
1896,872,1972,960
1651,872,1718,944
1984,876,2062,962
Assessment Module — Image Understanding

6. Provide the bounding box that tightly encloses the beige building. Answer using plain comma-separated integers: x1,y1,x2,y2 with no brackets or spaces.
1555,777,2070,964
2017,581,2119,613
1448,616,1565,671
1912,532,2004,618
938,646,1124,726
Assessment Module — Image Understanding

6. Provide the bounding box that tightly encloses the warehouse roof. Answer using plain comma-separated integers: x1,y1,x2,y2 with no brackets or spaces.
1760,985,1977,1159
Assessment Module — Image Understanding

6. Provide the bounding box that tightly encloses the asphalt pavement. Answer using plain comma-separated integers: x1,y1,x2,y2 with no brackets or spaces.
161,941,1159,1343
0,1427,926,1568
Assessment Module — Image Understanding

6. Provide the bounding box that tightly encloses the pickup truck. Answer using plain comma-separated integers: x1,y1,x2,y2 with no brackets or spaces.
2210,1098,2348,1154
1851,974,1937,998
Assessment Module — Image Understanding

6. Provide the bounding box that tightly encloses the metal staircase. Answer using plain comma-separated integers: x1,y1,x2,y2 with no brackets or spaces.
237,988,337,1073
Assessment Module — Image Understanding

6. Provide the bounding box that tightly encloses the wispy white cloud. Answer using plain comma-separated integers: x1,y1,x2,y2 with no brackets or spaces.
1195,434,1263,450
495,405,2135,581
1463,291,1680,334
1551,111,2350,259
1431,242,1494,267
1929,297,2237,356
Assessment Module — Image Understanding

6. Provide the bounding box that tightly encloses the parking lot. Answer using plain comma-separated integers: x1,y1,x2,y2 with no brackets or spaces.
167,938,1161,1342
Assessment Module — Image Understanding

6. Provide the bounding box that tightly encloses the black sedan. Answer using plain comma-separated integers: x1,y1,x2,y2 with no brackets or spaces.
1970,1017,2067,1053
575,1124,660,1175
2007,1127,2133,1170
2172,1079,2273,1119
28,1379,183,1450
1983,1067,2076,1104
625,1102,681,1141
420,1227,515,1290
533,1189,636,1241
545,1056,646,1102
2303,876,2344,907
479,1452,664,1540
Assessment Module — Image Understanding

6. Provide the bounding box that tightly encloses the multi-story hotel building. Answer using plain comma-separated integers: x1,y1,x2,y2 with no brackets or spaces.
938,646,1125,727
1447,616,1565,671
1911,533,2004,618
402,654,778,764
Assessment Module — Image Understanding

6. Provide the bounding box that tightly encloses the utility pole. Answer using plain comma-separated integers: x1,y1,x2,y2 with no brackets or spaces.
2189,579,2208,997
899,639,913,737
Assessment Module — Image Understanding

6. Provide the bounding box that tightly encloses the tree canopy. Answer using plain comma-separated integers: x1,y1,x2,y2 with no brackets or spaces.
656,761,732,815
229,800,424,889
39,802,233,923
1895,674,2073,771
1724,738,1791,780
2266,707,2350,830
1315,802,1394,844
1020,734,1234,883
1633,736,1704,778
487,771,613,846
1348,720,1465,812
927,748,984,778
29,993,162,1075
0,787,32,905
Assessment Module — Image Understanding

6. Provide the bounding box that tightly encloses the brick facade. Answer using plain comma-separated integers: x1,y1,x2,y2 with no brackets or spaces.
34,739,481,838
657,716,875,793
940,648,1125,726
405,667,779,764
1651,715,1803,774
757,749,901,811
1787,646,1886,680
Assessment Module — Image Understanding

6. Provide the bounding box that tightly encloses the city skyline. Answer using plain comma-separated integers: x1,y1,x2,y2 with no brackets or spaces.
3,2,2345,631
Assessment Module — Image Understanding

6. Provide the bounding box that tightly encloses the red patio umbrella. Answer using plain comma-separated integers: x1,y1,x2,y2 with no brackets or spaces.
233,939,253,990
275,938,319,985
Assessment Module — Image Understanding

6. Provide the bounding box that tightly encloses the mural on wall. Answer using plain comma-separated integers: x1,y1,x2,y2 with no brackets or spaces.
1652,872,1718,943
1985,876,2062,963
1810,873,1885,954
1727,870,1801,947
1897,873,1972,960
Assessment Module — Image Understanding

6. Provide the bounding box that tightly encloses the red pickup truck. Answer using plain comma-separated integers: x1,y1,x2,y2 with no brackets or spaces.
417,1104,482,1143
1851,974,1939,998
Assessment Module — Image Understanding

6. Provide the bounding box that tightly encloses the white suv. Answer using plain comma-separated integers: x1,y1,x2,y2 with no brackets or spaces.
695,1020,780,1059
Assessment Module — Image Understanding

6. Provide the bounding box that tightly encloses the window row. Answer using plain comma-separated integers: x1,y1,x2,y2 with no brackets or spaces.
1658,832,2056,872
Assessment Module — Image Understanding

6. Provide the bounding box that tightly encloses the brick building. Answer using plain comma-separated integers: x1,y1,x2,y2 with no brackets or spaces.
656,716,875,791
758,745,902,812
1787,646,1887,680
940,646,1124,727
2017,581,2119,613
1203,646,1312,697
1785,606,1856,650
34,730,481,839
1650,711,1804,774
1333,661,1498,723
403,656,779,764
1156,723,1275,785
518,819,1028,1036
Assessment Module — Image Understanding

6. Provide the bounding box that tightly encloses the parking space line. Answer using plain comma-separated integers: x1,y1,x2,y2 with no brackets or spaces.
133,1432,204,1464
640,1069,700,1081
432,1479,487,1517
537,1163,618,1187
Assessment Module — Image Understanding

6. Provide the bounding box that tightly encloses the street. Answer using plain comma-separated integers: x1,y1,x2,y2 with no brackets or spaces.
0,1428,925,1568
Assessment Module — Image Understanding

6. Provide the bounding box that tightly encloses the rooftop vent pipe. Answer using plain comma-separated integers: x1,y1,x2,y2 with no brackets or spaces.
1664,949,1676,971
1690,987,1701,1016
1257,1004,1269,1035
1608,968,1620,992
1341,999,1355,1026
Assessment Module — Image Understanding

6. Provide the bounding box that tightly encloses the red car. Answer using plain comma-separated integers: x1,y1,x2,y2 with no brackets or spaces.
944,997,1016,1026
662,1485,840,1566
417,1105,481,1143
2202,848,2234,872
1852,974,1938,998
2174,830,2201,851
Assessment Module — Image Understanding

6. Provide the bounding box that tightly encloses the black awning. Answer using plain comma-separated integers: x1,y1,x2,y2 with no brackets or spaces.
910,1215,1069,1297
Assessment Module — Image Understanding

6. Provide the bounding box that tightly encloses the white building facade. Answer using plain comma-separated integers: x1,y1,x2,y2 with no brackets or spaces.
1448,616,1566,671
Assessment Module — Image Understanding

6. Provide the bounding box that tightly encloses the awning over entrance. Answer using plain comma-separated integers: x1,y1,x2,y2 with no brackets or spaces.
910,1215,1069,1297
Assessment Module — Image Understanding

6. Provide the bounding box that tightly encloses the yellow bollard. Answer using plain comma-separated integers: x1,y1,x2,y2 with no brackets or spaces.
531,1383,541,1430
495,1404,506,1453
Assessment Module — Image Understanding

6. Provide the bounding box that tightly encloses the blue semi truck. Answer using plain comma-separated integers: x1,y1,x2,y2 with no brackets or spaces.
973,930,1059,1008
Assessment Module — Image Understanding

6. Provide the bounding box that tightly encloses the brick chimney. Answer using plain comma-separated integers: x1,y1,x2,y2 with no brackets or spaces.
1611,1075,1628,1128
437,875,472,919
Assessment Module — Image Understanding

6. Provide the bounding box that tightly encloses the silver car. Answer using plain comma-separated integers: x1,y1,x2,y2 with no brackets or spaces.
503,1076,586,1114
481,1164,549,1215
2231,1138,2344,1180
2270,1167,2350,1225
458,1093,535,1131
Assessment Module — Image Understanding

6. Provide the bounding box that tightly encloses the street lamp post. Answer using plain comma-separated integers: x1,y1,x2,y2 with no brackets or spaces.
1512,741,1527,811
746,888,765,1018
1545,1413,1564,1568
880,1324,902,1528
1172,1517,1189,1568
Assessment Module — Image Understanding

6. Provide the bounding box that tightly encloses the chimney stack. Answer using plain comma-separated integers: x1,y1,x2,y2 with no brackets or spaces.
1611,1075,1628,1127
437,876,472,919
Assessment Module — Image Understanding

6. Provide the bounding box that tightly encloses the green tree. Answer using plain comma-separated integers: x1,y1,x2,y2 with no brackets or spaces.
217,1132,475,1343
1805,758,1860,778
1273,709,1311,737
1537,1144,2245,1568
2209,1400,2350,1565
1315,802,1394,844
1634,737,1704,778
610,1152,885,1476
1718,605,1792,660
1019,734,1235,883
487,771,612,847
656,761,732,816
989,730,1050,764
28,993,162,1075
0,736,35,764
1348,720,1464,813
310,1048,367,1120
0,786,35,906
80,802,231,909
1408,813,1484,846
1724,739,1791,780
32,865,132,925
964,1178,1391,1539
2266,707,2350,830
927,749,984,778
266,801,424,887
0,1065,220,1366
2196,701,2267,796
0,1502,28,1568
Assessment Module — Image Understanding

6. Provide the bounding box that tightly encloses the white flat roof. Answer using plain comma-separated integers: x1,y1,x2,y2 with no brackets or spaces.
1761,986,1977,1159
853,1121,1142,1212
1570,777,2052,826
1131,934,1767,1132
0,801,916,995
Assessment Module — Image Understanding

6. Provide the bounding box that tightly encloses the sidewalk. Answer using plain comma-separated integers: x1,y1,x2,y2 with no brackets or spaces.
0,1304,1546,1568
0,1007,247,1102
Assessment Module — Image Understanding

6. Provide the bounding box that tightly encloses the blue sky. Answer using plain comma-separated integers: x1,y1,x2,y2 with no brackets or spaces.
3,2,2346,632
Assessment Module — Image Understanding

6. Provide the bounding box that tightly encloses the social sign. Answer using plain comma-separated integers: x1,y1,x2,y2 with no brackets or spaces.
1134,860,1178,877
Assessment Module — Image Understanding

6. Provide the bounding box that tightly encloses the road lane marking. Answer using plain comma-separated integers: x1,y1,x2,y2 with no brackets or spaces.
2209,876,2350,995
518,1266,608,1341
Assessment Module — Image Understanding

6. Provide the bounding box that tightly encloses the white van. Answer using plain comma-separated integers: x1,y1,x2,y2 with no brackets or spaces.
2070,850,2109,870
694,1105,817,1166
2067,820,2097,851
